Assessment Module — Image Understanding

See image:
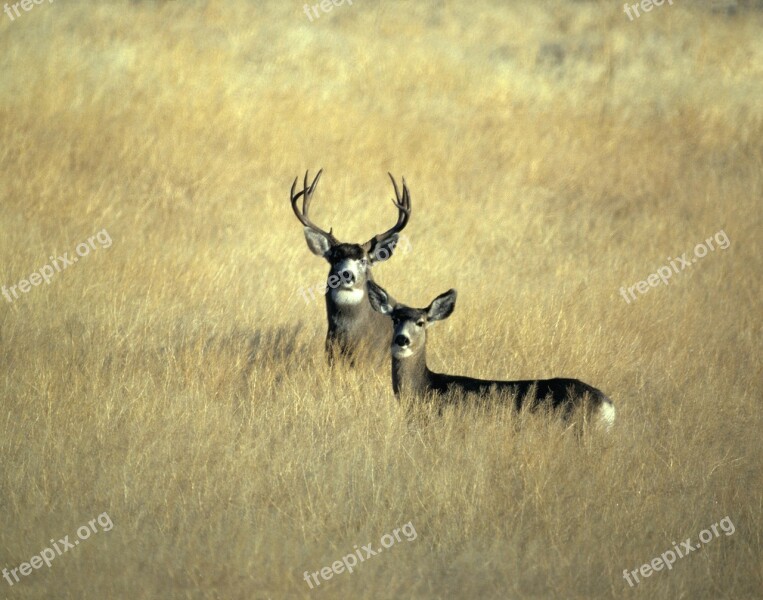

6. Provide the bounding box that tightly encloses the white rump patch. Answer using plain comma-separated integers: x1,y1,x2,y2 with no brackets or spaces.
332,287,364,305
598,402,616,432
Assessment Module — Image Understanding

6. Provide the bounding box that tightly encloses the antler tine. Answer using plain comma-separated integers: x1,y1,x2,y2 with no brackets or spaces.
388,172,402,206
290,169,336,242
300,169,312,218
399,177,411,214
368,173,411,245
391,173,410,228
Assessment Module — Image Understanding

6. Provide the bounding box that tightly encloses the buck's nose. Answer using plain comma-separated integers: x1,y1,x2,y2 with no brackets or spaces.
394,335,409,347
339,269,355,284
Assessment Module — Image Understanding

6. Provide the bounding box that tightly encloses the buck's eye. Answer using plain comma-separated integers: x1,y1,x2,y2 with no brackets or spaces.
416,320,425,327
360,258,368,267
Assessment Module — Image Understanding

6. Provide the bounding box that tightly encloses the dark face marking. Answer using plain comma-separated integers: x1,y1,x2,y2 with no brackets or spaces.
325,243,370,291
390,307,428,355
391,307,426,324
327,243,366,263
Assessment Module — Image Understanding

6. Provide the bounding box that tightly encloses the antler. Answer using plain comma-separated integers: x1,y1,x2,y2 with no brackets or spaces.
366,173,411,246
290,169,338,244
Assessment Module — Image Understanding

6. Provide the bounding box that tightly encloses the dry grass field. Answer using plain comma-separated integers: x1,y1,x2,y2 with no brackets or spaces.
1,1,761,598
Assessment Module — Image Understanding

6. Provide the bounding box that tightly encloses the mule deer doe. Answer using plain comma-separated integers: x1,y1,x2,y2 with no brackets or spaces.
367,281,615,431
291,170,411,365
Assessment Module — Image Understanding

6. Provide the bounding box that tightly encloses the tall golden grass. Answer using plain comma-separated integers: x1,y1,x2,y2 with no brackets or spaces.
0,1,761,598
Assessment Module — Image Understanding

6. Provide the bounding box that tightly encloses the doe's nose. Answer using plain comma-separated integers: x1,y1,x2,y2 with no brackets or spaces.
394,335,409,347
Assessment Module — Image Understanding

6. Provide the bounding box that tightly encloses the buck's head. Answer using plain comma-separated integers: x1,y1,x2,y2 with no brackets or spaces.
367,281,457,358
291,170,411,306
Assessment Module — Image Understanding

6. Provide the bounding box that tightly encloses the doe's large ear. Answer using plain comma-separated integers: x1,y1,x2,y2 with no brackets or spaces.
366,281,395,315
303,228,333,258
426,289,457,323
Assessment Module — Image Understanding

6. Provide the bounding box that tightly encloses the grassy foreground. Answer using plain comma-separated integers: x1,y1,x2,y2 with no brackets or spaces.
0,1,761,598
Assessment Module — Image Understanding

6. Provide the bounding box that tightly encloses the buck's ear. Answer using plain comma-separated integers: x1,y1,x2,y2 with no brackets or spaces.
365,233,399,264
367,281,395,315
426,289,457,323
304,228,333,257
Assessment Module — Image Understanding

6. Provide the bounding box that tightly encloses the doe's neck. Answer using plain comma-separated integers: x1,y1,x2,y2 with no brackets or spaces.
391,348,431,396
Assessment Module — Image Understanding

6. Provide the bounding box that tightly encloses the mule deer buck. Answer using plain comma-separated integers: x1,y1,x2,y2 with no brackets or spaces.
291,170,411,365
366,281,615,431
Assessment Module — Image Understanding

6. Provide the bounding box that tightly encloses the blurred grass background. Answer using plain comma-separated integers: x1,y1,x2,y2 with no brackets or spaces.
0,1,761,598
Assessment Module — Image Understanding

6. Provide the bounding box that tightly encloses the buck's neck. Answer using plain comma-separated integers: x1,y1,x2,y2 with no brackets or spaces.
326,286,372,325
391,348,431,396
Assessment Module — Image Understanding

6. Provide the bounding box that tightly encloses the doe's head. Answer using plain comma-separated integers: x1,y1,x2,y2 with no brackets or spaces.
367,281,457,358
291,170,411,304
